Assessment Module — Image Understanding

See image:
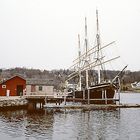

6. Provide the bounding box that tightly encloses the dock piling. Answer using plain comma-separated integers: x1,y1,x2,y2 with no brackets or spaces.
88,89,90,104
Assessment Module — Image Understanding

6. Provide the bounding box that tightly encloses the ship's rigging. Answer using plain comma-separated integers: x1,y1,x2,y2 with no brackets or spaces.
66,10,121,90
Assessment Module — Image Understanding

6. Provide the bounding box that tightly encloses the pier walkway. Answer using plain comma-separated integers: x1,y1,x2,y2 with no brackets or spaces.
0,96,140,110
24,95,119,104
24,95,140,110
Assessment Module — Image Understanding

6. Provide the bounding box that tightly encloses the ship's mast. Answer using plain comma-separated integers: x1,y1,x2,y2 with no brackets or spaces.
85,17,88,56
67,10,119,85
85,17,89,89
78,34,82,90
96,9,102,84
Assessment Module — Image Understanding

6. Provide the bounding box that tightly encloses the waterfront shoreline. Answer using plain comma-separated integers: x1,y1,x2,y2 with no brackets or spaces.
0,96,28,110
0,96,140,110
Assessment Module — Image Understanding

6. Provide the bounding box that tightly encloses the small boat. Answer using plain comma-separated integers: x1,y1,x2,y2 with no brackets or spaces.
65,10,127,104
131,82,140,90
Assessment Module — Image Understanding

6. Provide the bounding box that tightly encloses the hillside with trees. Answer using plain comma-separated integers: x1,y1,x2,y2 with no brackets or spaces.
0,67,140,91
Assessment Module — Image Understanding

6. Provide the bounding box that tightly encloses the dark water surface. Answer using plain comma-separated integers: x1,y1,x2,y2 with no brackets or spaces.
0,93,140,140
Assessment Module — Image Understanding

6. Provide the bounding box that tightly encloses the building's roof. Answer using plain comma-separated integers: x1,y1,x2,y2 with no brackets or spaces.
0,75,54,86
0,75,26,84
26,78,54,86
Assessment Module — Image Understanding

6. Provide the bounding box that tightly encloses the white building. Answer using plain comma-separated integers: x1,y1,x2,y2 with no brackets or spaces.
26,79,54,96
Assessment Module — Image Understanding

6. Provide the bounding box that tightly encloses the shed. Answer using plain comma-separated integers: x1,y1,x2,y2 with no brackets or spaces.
26,79,54,96
0,75,26,96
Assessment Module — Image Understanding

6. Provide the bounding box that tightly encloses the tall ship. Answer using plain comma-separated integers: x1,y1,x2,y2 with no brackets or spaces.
65,10,127,104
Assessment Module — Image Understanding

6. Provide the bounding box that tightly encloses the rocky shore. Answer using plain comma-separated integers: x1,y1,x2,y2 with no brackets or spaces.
0,96,28,110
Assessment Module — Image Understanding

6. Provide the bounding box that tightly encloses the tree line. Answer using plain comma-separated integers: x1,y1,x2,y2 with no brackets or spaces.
0,68,140,90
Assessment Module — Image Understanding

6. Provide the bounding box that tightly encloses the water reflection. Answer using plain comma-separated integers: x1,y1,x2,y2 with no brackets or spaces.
0,108,121,140
51,109,121,140
0,109,55,140
25,109,54,140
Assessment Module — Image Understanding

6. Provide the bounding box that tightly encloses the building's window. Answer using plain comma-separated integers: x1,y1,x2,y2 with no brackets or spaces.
31,85,36,92
2,85,6,88
39,86,42,91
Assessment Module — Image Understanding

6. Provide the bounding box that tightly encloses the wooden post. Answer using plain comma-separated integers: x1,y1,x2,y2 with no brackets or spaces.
64,95,66,105
105,90,107,104
42,102,43,108
88,89,90,105
118,90,120,105
83,89,85,100
45,96,47,105
118,77,121,105
114,90,116,104
73,90,75,102
27,102,34,110
102,89,104,99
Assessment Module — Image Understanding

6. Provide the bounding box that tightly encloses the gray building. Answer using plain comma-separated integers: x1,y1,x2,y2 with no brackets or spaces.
26,79,54,96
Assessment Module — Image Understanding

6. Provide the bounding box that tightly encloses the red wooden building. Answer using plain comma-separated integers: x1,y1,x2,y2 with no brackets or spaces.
0,75,26,96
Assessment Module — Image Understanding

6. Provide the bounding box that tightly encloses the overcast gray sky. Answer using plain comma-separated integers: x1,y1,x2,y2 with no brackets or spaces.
0,0,140,71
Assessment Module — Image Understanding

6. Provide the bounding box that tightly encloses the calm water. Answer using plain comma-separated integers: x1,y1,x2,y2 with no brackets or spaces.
0,93,140,140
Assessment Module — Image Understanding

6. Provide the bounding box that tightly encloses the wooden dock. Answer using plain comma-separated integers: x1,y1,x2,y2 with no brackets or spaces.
25,95,119,104
44,104,140,110
0,96,139,110
24,95,139,110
